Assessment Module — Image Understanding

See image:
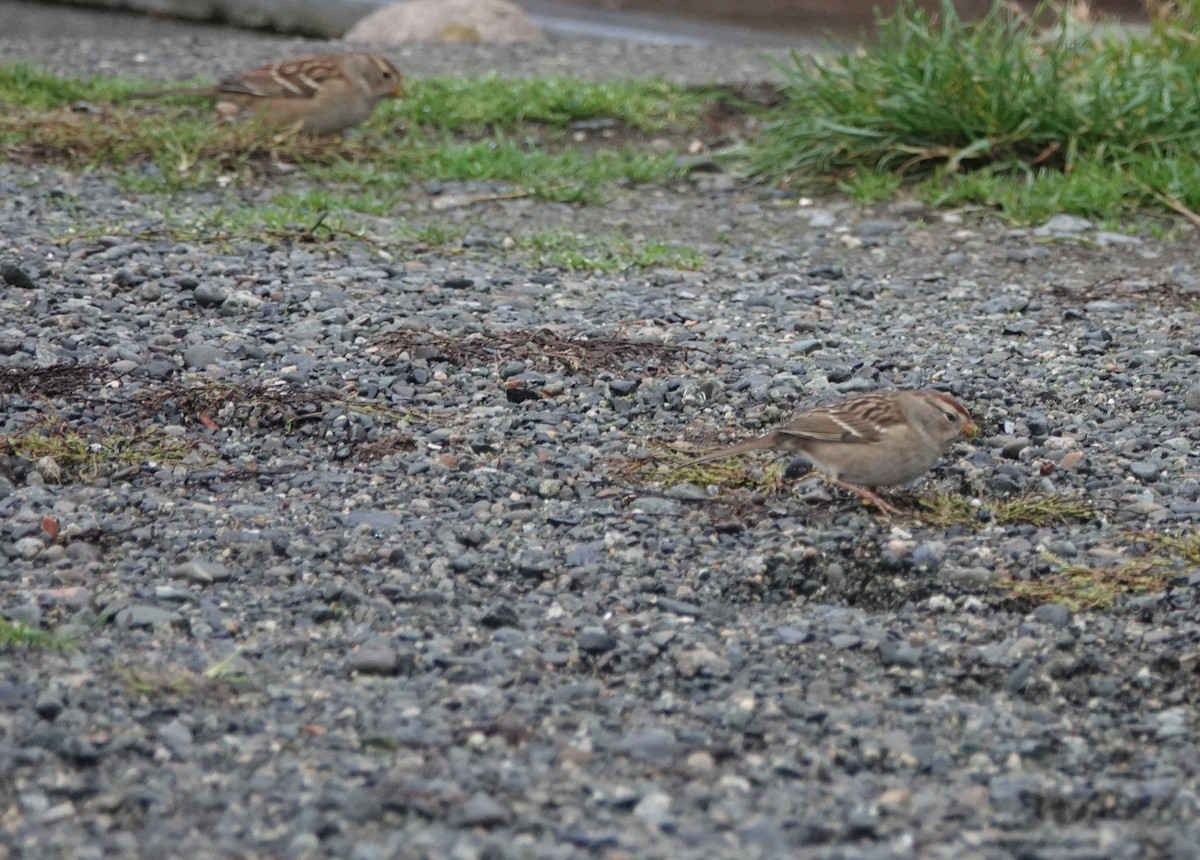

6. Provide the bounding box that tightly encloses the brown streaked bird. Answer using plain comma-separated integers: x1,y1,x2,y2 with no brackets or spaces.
683,389,978,515
131,52,403,135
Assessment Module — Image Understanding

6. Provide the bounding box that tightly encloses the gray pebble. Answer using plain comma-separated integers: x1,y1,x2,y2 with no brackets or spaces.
1036,214,1093,234
34,689,64,720
790,338,822,355
347,642,404,676
629,497,680,515
457,793,509,828
878,641,921,667
174,558,233,583
156,718,193,751
1129,461,1161,482
181,344,227,369
675,644,731,678
1,261,36,289
615,728,678,762
193,284,227,307
655,597,702,617
113,606,176,629
65,541,101,562
1031,603,1070,627
12,536,44,559
577,626,617,654
855,219,904,237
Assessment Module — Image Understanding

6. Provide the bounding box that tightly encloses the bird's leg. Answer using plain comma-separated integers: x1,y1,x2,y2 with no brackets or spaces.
271,120,306,143
833,480,903,517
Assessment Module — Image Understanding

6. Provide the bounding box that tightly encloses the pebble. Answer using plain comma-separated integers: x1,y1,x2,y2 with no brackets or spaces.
347,642,403,676
181,344,226,369
458,793,509,828
113,606,176,629
1,261,37,289
615,729,679,762
173,558,233,583
577,626,617,654
675,644,731,677
1036,214,1093,234
1129,461,1161,482
192,284,226,307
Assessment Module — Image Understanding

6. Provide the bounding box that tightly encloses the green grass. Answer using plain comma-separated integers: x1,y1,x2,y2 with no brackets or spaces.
515,229,705,272
0,65,714,203
393,74,717,132
0,61,145,108
748,0,1200,222
0,618,67,648
838,168,904,204
113,133,679,203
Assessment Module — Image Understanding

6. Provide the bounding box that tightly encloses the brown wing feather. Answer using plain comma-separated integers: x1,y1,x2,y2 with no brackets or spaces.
219,56,341,99
772,392,896,444
772,407,882,444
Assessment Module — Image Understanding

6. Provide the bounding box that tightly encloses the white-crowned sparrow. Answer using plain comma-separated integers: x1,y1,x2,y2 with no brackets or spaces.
132,52,403,135
684,389,978,514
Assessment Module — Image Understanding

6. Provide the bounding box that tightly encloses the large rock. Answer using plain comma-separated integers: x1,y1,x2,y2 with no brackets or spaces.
344,0,542,44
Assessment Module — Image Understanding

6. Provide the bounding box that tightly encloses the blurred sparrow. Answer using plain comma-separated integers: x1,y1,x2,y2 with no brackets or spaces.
132,52,403,135
684,389,978,515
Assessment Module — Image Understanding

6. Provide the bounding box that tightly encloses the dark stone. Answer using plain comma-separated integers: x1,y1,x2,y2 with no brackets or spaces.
478,601,520,629
655,597,702,617
1,262,36,289
577,626,618,654
193,284,226,307
879,641,922,668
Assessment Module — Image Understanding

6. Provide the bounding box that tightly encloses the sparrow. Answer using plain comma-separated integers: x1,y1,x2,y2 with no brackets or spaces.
130,52,403,135
683,389,978,515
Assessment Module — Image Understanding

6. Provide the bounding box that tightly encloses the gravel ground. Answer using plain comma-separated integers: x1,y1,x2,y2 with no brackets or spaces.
3,9,1200,860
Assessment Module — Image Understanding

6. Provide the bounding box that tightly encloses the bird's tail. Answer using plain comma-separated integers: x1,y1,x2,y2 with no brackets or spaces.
124,86,216,101
679,436,772,467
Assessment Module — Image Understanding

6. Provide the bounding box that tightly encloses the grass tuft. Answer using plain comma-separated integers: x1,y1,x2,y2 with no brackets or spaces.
1001,530,1199,610
918,492,1094,527
0,418,195,482
748,0,1200,221
0,618,67,649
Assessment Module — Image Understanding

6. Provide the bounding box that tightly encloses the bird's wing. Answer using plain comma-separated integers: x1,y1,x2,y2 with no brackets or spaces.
219,57,341,99
773,406,884,444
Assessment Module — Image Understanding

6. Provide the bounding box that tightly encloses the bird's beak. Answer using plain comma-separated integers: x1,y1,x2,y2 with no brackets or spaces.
963,421,979,438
